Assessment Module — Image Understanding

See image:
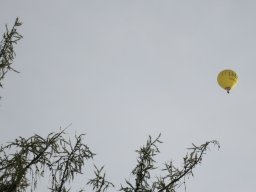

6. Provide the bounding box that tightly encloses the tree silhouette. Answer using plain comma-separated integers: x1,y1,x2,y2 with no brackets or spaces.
0,17,22,89
0,19,220,192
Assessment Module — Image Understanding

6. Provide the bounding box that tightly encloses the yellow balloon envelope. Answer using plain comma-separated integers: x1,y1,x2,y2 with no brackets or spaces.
217,69,238,93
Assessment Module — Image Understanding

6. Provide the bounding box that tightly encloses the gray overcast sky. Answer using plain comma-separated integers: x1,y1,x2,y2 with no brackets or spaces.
1,0,256,191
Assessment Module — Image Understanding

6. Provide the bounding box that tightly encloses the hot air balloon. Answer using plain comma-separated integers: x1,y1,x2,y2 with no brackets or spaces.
217,69,238,93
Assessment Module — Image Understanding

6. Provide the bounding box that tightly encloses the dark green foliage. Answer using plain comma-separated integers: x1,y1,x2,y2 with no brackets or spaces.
87,165,114,192
0,129,94,192
0,17,22,88
120,134,162,192
155,140,220,192
120,136,220,192
0,131,219,192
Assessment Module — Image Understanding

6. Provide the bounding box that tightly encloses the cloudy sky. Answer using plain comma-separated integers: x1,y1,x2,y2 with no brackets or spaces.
1,1,256,191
